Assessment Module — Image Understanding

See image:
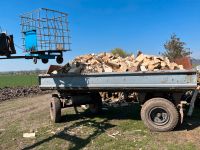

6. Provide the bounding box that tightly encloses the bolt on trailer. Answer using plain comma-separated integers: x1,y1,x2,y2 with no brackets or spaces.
39,70,199,132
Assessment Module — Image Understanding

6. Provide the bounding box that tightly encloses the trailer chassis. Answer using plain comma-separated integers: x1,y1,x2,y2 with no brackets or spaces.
39,70,199,131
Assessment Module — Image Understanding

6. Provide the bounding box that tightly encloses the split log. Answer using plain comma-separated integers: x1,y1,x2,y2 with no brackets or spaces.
50,51,185,75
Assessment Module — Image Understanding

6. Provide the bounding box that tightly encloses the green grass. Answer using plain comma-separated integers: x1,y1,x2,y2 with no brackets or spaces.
0,74,38,88
0,94,200,150
1,98,199,150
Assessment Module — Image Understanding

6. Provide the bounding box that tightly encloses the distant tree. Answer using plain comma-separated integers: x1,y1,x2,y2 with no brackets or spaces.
111,48,132,58
162,34,191,60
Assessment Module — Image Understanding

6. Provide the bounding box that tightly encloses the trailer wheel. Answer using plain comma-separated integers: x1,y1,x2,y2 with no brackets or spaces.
89,93,102,114
141,98,179,132
56,56,63,64
33,58,37,64
42,58,49,64
50,96,61,123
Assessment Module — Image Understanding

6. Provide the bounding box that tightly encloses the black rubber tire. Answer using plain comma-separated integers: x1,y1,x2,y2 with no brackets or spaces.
50,96,61,123
141,98,179,132
42,58,49,64
56,56,63,64
33,58,37,64
89,93,102,114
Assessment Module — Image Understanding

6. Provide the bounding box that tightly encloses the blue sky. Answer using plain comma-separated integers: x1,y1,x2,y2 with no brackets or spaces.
0,0,200,71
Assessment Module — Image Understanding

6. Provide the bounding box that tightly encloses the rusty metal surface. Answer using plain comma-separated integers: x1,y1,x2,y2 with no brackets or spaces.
47,65,63,74
174,57,192,70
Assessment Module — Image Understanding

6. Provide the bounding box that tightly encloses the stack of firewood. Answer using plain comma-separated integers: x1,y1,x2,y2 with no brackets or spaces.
49,52,186,105
50,52,184,74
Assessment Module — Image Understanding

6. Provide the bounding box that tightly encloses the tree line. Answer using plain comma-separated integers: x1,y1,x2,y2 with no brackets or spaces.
111,34,191,61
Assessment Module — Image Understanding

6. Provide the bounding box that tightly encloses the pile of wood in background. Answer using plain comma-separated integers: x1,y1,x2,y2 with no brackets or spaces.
0,86,50,102
51,52,184,74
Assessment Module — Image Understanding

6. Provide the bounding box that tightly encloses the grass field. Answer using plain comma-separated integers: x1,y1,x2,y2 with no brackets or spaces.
0,74,38,88
0,94,200,150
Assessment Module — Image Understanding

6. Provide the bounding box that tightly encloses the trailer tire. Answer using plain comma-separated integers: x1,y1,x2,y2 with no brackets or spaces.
33,58,37,64
89,93,102,114
141,98,179,132
56,56,63,64
42,58,49,64
50,96,61,123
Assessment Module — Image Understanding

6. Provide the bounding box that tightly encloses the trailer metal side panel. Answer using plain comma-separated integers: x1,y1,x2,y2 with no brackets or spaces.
39,70,197,91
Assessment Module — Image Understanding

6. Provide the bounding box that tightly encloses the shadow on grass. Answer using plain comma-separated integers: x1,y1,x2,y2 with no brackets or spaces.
22,119,115,150
22,103,141,150
62,103,141,123
177,108,200,131
22,104,200,149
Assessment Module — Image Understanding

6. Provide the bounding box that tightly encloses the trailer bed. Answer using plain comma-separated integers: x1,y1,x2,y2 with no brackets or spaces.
40,70,200,131
39,70,198,91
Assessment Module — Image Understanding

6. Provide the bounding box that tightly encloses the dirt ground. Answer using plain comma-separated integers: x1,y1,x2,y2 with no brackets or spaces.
0,94,200,150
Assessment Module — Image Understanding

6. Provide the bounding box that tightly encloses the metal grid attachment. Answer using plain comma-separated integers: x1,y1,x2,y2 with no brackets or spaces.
20,8,70,52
